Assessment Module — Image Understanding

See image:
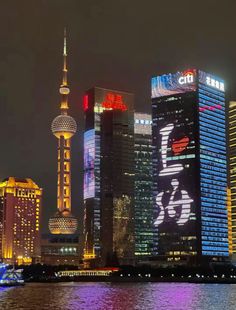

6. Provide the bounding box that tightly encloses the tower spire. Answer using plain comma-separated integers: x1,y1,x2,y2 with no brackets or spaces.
62,28,67,86
60,28,70,112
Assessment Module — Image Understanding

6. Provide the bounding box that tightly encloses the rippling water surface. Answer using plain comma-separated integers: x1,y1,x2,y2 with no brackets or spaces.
0,282,235,310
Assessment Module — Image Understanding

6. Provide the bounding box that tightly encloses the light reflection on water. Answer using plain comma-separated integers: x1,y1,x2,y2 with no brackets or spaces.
0,282,235,310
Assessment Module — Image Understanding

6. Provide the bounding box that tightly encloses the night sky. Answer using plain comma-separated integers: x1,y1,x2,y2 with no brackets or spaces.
0,1,235,233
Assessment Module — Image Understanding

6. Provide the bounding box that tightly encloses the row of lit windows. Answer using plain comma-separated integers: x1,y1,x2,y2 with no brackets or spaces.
201,149,226,160
200,178,226,188
200,141,225,153
202,246,228,252
200,158,226,169
200,125,225,140
202,251,228,256
199,110,225,125
202,241,229,247
199,116,225,129
199,88,225,103
202,236,228,242
201,197,226,210
200,120,225,134
202,206,227,214
200,173,226,184
199,85,225,100
201,196,226,205
200,131,226,146
201,181,226,192
200,138,226,152
202,212,227,219
200,164,227,176
200,131,226,144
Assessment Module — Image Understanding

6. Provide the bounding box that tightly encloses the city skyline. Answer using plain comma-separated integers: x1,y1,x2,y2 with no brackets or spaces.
0,1,236,234
1,2,236,309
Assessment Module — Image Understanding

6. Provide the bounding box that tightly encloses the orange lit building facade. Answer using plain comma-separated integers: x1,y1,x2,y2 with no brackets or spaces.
0,177,42,265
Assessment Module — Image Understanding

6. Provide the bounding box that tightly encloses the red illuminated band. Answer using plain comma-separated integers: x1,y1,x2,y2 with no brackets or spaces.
199,104,222,112
83,95,89,111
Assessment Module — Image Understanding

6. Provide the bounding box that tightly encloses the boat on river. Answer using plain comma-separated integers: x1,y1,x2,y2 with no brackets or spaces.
0,264,24,286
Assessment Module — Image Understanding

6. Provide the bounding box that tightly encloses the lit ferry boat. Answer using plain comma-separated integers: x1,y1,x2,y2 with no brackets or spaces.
0,264,24,286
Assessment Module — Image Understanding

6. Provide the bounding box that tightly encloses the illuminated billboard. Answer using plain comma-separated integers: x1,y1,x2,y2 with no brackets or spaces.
152,69,229,260
101,93,127,111
153,97,197,230
199,70,225,92
152,89,198,257
84,129,95,199
151,70,197,98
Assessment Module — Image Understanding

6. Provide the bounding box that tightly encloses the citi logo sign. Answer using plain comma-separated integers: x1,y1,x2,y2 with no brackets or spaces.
178,72,194,85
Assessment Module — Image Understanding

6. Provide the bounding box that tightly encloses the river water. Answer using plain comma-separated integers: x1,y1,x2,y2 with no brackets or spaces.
0,282,235,310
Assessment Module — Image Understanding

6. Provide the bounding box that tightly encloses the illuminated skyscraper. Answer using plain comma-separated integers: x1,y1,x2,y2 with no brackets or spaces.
48,30,78,234
134,113,157,258
83,87,135,266
0,177,42,264
152,70,229,264
229,101,236,257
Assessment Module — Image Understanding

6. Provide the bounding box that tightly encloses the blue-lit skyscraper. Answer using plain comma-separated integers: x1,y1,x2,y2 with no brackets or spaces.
152,69,229,264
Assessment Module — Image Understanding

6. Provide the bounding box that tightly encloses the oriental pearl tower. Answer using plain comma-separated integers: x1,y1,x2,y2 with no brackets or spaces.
49,30,78,234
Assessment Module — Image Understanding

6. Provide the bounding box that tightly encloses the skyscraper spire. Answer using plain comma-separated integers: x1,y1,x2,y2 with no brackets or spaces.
62,28,67,86
60,28,70,113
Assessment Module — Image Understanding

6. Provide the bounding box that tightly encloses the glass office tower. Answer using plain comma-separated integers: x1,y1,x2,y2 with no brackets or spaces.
134,113,157,258
152,70,229,264
83,87,135,267
229,101,236,257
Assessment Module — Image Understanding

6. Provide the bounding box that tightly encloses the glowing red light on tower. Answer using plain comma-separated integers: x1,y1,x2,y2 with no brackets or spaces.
83,95,89,111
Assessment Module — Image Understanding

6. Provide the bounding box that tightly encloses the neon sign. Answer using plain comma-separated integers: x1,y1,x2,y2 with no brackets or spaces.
101,93,127,111
178,71,194,85
206,76,224,91
154,123,193,226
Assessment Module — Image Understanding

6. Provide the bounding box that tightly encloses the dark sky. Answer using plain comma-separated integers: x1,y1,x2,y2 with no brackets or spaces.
0,0,235,233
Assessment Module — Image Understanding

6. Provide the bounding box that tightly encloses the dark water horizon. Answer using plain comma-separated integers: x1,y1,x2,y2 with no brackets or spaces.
0,282,235,310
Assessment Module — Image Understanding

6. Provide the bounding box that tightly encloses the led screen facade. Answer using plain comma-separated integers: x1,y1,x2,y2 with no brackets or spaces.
152,70,229,263
152,92,198,259
84,129,95,199
151,69,197,98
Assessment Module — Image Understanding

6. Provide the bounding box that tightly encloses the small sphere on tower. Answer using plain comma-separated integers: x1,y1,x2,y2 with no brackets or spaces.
60,86,70,95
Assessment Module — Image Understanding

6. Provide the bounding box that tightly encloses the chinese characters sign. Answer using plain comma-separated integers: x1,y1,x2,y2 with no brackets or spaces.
154,124,193,226
101,93,128,111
